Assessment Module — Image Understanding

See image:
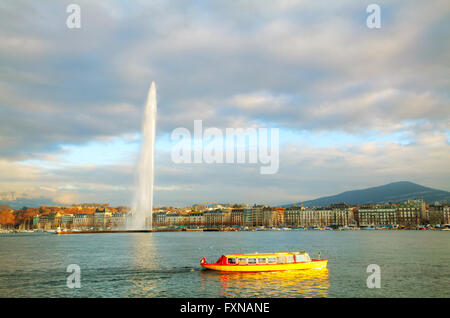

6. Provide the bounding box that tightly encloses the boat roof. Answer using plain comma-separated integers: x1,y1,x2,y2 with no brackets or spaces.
224,252,307,258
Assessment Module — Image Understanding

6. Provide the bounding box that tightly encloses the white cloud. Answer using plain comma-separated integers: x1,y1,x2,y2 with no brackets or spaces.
0,0,448,205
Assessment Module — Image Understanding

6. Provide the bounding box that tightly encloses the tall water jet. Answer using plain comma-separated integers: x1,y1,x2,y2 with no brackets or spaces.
131,82,157,229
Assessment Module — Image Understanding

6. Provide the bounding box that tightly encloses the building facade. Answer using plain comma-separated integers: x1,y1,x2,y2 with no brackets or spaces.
357,206,396,227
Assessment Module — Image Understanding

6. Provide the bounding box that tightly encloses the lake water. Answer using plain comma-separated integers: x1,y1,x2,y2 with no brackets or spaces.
0,231,448,297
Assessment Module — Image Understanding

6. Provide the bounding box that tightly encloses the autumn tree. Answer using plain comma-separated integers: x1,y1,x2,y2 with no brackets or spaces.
0,205,15,228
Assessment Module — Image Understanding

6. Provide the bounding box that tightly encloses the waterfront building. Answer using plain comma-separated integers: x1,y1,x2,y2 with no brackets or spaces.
111,212,126,227
50,212,62,228
427,204,443,225
444,205,450,224
284,205,353,228
204,209,231,227
38,214,48,227
304,207,333,227
396,203,421,227
153,211,167,226
231,208,245,227
284,206,302,227
407,199,426,221
262,207,279,227
243,206,264,227
94,210,112,229
188,212,204,226
357,205,396,227
61,214,74,227
243,208,253,227
275,207,285,226
12,199,450,230
330,203,353,227
73,214,94,228
333,208,353,227
427,203,450,225
166,212,183,226
37,212,62,229
181,213,189,225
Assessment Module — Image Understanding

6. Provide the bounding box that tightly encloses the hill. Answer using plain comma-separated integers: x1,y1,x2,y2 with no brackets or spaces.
290,181,450,207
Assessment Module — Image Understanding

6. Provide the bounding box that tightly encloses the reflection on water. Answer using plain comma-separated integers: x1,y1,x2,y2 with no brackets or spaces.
128,234,161,297
200,269,330,298
1,231,449,297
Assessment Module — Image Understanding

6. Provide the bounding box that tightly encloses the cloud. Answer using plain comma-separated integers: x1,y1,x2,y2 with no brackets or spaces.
2,127,447,207
0,0,449,205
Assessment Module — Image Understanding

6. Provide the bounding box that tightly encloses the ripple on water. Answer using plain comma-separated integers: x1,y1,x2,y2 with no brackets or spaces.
0,231,449,297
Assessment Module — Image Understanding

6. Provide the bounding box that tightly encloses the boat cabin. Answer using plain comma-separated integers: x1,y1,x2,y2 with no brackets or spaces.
214,252,312,265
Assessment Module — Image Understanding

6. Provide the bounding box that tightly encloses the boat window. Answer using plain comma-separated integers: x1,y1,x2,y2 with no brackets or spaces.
227,258,236,264
286,256,294,263
277,256,286,264
268,257,277,264
257,257,267,264
248,258,257,264
295,254,306,263
238,258,247,265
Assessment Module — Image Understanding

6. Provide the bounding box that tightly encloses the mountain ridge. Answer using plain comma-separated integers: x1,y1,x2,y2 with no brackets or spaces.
289,181,450,207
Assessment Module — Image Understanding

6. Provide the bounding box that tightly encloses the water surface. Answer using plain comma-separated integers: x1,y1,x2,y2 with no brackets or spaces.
0,231,448,297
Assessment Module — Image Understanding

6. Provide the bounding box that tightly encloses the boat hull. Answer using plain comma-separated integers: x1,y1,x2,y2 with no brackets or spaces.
201,260,327,272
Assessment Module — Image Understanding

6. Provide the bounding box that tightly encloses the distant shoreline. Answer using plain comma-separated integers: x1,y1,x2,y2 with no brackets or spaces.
1,226,449,235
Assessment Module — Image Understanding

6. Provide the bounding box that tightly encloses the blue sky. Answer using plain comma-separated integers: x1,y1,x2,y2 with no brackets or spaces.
0,0,449,206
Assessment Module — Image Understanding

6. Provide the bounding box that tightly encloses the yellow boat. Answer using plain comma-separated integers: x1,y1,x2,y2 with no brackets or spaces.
200,252,327,272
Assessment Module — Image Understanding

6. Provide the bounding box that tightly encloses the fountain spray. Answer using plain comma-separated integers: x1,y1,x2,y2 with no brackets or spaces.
131,82,157,229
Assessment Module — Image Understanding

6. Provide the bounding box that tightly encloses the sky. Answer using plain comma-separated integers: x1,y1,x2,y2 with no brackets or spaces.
0,0,449,207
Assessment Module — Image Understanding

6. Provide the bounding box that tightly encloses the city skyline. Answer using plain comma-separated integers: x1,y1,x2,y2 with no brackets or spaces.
3,199,449,232
1,1,449,207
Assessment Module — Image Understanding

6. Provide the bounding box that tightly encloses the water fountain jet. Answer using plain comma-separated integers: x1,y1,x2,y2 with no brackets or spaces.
130,81,157,230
